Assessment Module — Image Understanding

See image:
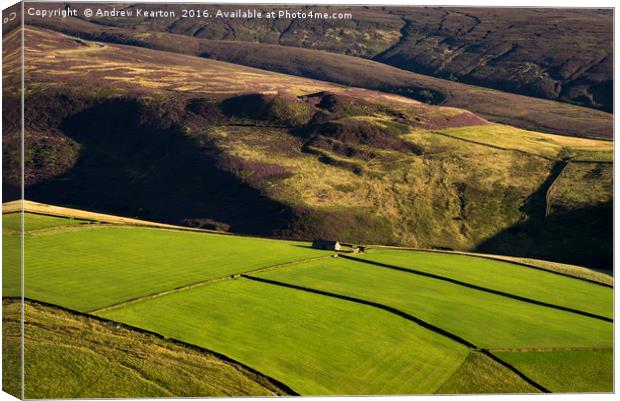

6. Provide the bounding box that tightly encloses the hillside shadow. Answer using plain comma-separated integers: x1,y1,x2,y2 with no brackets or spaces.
476,201,612,271
475,161,565,254
25,98,295,236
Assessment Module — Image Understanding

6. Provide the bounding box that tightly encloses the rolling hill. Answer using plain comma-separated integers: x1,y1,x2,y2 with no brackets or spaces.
2,6,613,398
3,26,613,270
29,5,612,112
29,15,613,139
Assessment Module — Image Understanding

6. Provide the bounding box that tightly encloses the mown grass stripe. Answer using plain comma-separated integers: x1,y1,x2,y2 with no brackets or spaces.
340,255,612,323
241,275,551,393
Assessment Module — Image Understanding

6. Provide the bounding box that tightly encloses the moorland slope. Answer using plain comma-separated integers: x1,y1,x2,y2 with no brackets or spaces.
29,16,613,139
3,26,613,270
27,4,613,111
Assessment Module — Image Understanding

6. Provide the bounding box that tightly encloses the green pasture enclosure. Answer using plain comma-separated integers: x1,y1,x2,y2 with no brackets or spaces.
21,216,326,311
494,350,613,392
98,278,470,395
4,212,86,232
355,250,612,319
5,212,614,395
437,351,539,394
2,233,20,297
257,257,612,349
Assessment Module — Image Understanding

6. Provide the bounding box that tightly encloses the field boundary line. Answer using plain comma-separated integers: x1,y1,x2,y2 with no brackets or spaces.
6,297,297,396
241,275,550,393
241,275,479,347
486,346,613,353
433,132,612,164
87,255,333,314
431,131,555,160
13,201,611,286
363,246,613,288
531,160,570,253
478,350,550,393
339,255,612,323
543,160,569,219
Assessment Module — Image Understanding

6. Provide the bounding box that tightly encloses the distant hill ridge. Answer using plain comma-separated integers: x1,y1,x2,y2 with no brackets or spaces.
26,15,613,139
26,5,613,112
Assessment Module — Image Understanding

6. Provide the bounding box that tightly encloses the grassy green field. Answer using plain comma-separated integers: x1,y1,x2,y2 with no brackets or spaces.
98,278,471,395
3,299,286,398
4,207,614,395
3,212,88,232
256,257,612,349
465,254,613,285
17,213,327,311
437,352,537,394
2,213,21,298
494,350,613,392
355,250,612,319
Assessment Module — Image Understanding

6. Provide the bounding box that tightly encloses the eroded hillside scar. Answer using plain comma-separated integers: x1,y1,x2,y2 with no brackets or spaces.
528,160,570,242
338,255,612,323
534,160,570,239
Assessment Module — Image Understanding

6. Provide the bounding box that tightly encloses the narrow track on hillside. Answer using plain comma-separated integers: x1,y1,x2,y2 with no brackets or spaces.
241,275,551,393
87,254,333,314
339,255,612,322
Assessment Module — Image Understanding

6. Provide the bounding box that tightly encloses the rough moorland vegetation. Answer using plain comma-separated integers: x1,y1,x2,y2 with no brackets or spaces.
28,5,612,112
28,17,612,139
